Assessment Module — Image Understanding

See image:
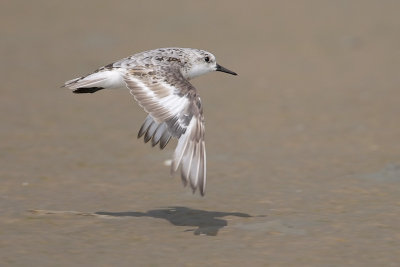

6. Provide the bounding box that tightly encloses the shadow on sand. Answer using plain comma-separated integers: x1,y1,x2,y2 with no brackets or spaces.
96,206,252,236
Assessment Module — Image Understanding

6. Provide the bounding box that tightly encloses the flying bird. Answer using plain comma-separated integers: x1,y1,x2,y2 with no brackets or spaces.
63,47,237,196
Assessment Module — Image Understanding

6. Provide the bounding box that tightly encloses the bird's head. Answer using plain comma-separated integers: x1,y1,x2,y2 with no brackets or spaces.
183,49,237,79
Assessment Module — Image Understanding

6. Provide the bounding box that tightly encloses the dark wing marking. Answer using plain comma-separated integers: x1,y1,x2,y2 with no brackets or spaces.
138,115,172,149
123,66,206,195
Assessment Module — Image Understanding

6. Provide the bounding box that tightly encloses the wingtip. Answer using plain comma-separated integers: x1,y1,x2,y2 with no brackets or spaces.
199,186,205,197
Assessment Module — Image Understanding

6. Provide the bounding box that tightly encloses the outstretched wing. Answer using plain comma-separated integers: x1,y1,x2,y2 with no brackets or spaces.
123,66,206,196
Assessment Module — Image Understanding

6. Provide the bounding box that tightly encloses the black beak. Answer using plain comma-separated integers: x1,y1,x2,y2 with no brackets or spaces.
216,64,237,76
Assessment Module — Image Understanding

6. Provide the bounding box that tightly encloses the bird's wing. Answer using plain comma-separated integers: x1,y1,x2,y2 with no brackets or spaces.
123,66,206,196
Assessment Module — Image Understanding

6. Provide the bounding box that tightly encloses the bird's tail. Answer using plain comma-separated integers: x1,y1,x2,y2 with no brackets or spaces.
62,70,124,94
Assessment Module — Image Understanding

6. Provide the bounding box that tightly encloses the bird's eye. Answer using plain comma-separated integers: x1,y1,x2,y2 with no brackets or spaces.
204,56,210,63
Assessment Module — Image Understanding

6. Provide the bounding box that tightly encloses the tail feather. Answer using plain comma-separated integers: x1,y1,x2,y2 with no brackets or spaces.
72,87,104,94
62,77,83,88
63,70,125,93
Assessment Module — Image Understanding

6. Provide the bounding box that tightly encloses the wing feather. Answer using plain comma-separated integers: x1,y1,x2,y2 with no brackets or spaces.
123,66,206,195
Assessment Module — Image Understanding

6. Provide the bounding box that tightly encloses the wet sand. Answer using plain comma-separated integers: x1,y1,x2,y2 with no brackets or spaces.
1,1,400,266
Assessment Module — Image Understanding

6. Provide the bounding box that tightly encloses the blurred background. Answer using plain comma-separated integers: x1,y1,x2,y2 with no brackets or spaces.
1,0,400,266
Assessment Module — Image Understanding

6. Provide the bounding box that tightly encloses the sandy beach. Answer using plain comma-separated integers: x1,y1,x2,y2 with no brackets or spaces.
1,1,400,266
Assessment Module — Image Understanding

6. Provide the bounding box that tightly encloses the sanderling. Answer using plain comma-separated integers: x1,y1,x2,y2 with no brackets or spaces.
63,47,237,196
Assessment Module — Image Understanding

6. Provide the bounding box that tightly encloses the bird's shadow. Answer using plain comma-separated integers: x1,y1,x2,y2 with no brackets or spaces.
96,206,253,236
